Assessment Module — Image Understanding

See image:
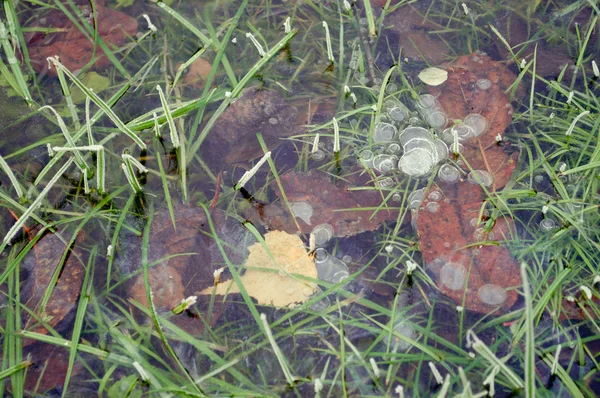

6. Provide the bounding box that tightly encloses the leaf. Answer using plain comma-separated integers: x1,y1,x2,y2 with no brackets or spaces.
71,72,111,103
418,67,448,86
201,231,318,307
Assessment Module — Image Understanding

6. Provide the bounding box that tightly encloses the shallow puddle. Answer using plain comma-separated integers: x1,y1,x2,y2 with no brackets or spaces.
1,0,599,396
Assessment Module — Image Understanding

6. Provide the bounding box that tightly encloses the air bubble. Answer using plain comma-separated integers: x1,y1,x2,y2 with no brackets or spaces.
398,126,431,146
476,79,492,90
451,124,475,141
392,193,402,202
389,107,408,122
312,223,334,246
428,191,442,201
440,262,467,290
425,111,448,129
373,154,395,173
478,284,507,306
387,143,401,155
399,149,434,177
540,218,556,232
290,202,313,225
377,177,394,187
426,202,439,213
464,114,488,137
407,189,425,210
386,83,398,94
373,122,397,142
468,170,494,187
438,164,460,183
312,150,325,161
416,94,438,110
268,117,279,125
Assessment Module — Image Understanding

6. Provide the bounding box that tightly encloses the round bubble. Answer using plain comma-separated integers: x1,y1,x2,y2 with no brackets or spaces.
360,149,374,161
540,218,556,232
468,170,494,187
476,79,492,90
438,164,460,183
478,284,508,306
416,94,438,110
392,193,402,202
425,111,448,129
314,248,329,263
399,149,434,177
404,137,437,154
312,150,325,161
312,223,334,246
387,143,402,155
373,154,395,173
377,177,394,187
389,107,408,122
399,126,431,146
464,114,488,137
386,83,398,94
407,188,425,210
440,262,467,290
452,124,475,141
435,140,449,161
373,122,397,142
426,202,439,213
428,191,442,201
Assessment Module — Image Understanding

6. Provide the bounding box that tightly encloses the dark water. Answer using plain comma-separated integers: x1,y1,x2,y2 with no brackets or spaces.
0,0,599,396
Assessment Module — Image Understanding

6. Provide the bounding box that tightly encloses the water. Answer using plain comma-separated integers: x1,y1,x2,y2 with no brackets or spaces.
1,0,598,396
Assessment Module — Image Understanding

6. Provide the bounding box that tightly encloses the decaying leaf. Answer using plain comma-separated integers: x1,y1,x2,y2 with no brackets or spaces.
25,2,138,76
416,53,524,313
418,67,448,86
246,170,399,237
182,57,213,87
201,231,318,307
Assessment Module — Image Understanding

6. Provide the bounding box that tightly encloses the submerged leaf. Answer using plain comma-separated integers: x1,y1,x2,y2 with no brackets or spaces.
201,231,318,307
418,67,448,86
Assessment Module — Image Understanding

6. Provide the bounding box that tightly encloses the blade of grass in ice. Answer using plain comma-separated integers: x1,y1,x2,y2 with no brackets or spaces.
0,360,31,381
40,106,88,172
156,85,180,148
61,247,95,397
187,29,298,162
151,0,212,47
55,64,81,130
362,0,377,37
47,57,146,149
106,191,136,289
171,47,209,90
0,154,24,201
0,20,32,104
520,262,535,397
153,139,176,230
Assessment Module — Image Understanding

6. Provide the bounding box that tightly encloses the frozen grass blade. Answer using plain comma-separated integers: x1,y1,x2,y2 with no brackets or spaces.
47,57,147,150
0,20,31,103
520,262,536,397
41,105,89,173
150,0,211,47
234,151,271,190
0,154,24,201
121,154,147,194
156,85,180,148
322,21,334,63
259,313,297,385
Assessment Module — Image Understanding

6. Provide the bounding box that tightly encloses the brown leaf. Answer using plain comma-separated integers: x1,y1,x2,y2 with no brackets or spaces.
382,5,450,64
247,170,399,237
25,3,138,76
181,57,213,87
20,230,85,340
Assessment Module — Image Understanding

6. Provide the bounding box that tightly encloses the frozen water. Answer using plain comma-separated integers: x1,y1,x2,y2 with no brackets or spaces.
440,262,467,290
478,284,508,306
